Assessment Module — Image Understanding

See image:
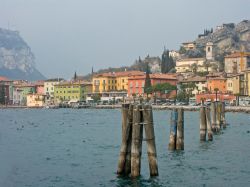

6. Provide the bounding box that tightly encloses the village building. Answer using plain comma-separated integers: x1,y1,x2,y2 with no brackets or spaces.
224,52,250,73
127,73,177,98
26,93,45,107
54,81,92,103
226,73,245,95
44,78,64,102
176,42,218,73
92,71,144,93
243,68,250,96
207,77,227,93
179,76,207,96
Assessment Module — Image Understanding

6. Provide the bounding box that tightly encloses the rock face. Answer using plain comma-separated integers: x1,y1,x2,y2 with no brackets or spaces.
0,28,45,80
195,20,250,59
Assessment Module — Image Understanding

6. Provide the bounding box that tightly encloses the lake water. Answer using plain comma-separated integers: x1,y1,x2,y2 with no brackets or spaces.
0,109,249,187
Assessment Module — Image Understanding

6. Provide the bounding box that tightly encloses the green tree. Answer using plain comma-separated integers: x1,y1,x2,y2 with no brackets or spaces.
144,63,152,98
161,48,175,73
179,46,186,54
191,63,198,74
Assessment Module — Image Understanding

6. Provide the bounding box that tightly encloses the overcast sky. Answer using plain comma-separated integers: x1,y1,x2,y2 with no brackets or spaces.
0,0,249,79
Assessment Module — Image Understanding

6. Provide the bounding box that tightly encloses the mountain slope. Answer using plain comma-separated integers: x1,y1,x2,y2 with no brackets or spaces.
0,28,46,80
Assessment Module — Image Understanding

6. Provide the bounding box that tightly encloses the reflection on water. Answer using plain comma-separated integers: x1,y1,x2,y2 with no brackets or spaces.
0,109,249,186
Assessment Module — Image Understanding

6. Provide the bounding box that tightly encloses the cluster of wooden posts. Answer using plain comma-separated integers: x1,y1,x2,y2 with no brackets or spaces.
117,103,158,178
200,101,227,141
117,101,227,178
168,108,184,151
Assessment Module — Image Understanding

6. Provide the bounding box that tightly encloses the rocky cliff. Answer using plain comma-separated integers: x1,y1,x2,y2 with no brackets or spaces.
0,28,45,80
195,20,250,60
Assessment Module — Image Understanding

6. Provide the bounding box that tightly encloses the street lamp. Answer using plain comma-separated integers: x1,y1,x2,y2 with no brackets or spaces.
4,95,7,107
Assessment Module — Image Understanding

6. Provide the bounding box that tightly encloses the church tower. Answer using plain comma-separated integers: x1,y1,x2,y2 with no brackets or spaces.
206,42,214,60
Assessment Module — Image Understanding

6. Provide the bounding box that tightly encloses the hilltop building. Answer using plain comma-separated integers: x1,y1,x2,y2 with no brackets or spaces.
176,42,218,73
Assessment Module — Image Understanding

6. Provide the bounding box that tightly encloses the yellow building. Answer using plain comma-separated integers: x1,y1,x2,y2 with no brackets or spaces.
243,69,250,96
54,81,92,103
26,94,45,107
92,71,144,93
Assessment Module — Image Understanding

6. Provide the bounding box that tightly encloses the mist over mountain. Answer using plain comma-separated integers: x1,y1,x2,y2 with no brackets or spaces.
0,28,46,80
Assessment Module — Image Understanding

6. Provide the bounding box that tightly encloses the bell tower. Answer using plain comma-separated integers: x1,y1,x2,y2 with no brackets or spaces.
206,42,214,60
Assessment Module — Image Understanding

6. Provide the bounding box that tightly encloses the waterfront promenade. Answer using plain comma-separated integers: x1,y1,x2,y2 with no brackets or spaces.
1,104,250,113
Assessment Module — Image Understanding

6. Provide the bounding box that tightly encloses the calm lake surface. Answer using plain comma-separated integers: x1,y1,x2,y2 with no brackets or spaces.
0,109,249,187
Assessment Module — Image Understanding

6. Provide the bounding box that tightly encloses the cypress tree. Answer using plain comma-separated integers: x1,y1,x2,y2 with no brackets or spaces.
144,63,152,95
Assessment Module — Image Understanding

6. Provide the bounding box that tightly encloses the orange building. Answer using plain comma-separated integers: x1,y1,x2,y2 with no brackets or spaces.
128,73,177,98
207,77,227,93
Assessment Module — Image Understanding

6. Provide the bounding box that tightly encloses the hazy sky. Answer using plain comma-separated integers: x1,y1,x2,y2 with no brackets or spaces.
0,0,249,79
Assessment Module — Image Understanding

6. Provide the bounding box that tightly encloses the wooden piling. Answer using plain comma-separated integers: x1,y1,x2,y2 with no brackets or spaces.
210,102,216,132
117,103,130,175
168,109,178,150
131,104,143,178
221,102,226,129
176,108,184,150
124,104,133,175
205,107,213,141
215,102,221,132
143,105,158,176
200,106,207,141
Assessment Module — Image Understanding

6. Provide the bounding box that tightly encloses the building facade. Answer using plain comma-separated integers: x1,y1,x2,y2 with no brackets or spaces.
26,94,45,107
92,71,144,93
127,73,177,98
224,52,250,73
54,81,92,103
44,78,64,102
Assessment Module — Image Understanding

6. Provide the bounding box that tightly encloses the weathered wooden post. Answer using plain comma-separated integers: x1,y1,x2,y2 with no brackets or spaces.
205,107,213,141
117,103,130,175
168,109,178,150
215,102,221,132
221,102,226,129
176,108,184,150
200,106,207,141
210,102,216,132
143,105,158,176
131,104,143,178
124,104,133,175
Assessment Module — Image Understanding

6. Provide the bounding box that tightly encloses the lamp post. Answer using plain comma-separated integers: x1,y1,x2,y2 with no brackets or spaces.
4,95,7,107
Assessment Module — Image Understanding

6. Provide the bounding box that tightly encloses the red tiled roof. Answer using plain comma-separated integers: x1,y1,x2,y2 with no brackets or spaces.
225,52,250,58
94,71,144,78
128,73,177,80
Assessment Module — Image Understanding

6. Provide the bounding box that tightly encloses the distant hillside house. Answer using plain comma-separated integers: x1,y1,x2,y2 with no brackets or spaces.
176,42,217,73
182,41,196,50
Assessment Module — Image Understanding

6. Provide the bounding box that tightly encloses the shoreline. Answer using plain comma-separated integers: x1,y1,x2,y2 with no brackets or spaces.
1,105,250,113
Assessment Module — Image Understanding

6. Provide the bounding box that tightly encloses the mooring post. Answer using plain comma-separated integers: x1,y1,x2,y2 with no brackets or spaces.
200,106,207,141
124,104,133,175
131,104,143,178
142,104,158,176
210,102,216,132
176,108,184,150
168,109,178,150
215,102,221,132
206,107,213,141
117,103,130,175
221,102,226,129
